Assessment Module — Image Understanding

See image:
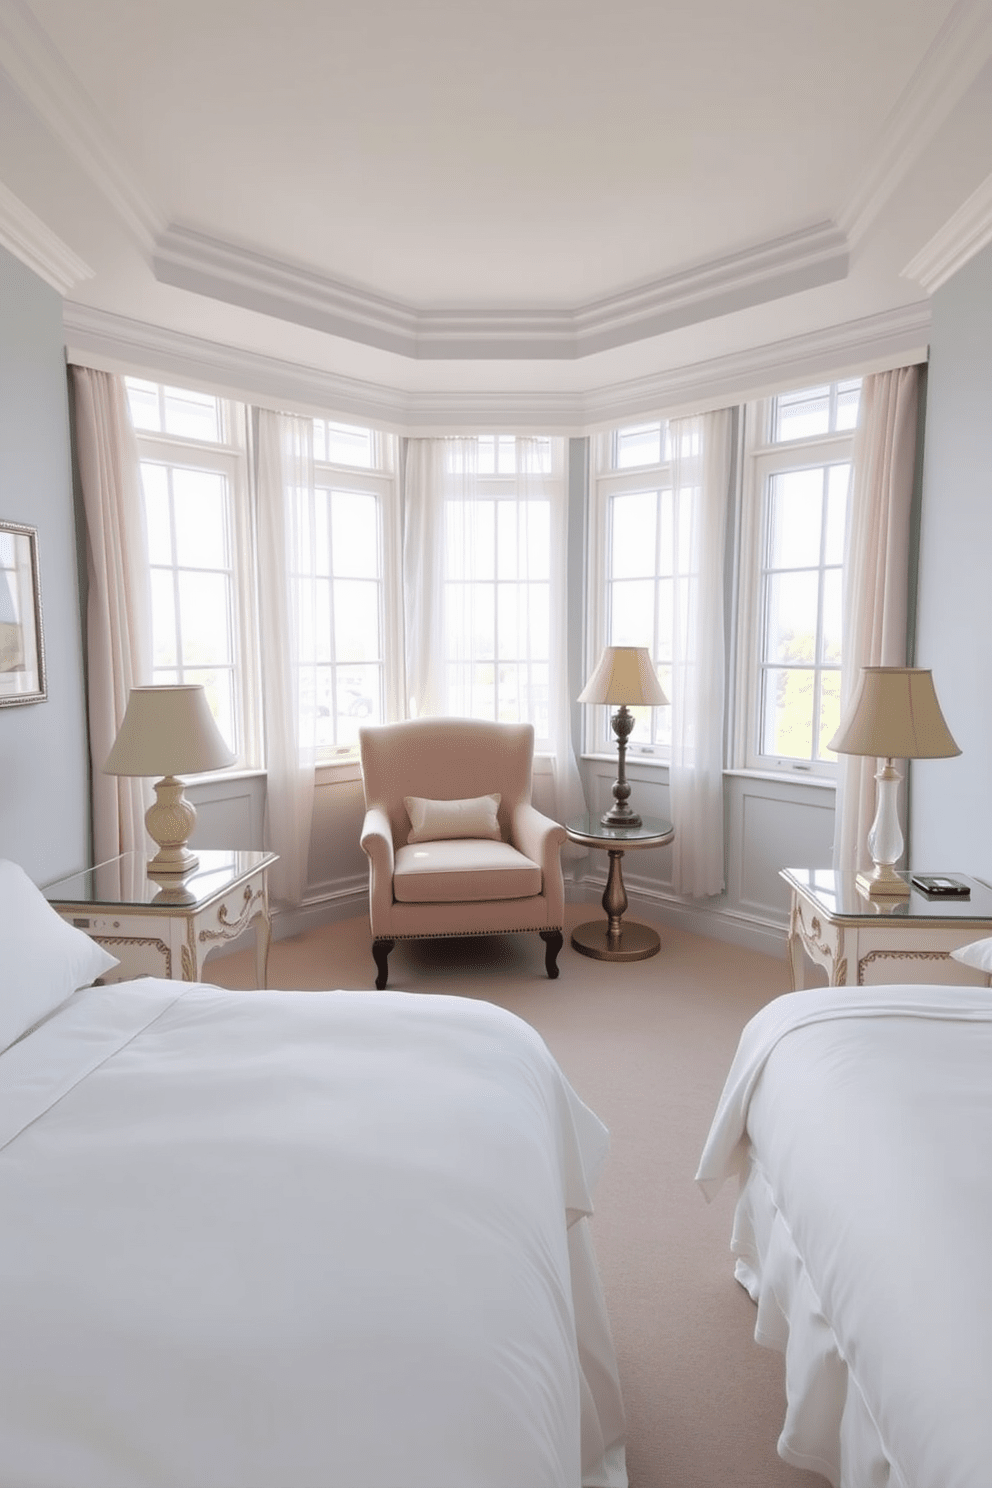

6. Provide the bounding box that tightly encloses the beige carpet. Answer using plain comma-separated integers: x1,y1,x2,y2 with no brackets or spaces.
211,903,829,1488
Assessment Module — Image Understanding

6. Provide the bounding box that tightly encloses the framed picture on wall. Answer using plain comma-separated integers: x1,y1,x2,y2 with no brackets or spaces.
0,520,47,706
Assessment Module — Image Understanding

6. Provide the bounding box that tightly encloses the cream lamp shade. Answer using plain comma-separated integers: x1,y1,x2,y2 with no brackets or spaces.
578,645,670,708
104,685,236,878
828,667,960,897
578,646,669,827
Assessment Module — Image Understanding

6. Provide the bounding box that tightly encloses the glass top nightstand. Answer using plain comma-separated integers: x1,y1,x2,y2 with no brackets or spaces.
45,850,277,986
780,868,992,988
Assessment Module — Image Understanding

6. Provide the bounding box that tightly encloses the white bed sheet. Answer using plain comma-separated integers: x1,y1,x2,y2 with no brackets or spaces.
697,984,992,1488
0,980,626,1488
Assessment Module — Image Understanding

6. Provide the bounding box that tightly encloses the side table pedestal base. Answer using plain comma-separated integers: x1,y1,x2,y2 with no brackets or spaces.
571,919,660,962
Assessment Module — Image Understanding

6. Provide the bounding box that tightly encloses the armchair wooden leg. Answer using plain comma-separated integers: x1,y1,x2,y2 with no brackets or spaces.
372,938,395,990
540,930,563,980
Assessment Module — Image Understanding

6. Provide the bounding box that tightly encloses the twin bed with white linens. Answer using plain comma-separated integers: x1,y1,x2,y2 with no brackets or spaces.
0,860,626,1488
698,981,992,1488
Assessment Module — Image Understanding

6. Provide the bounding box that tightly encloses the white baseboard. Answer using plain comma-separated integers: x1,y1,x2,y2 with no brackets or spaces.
251,873,789,961
566,879,789,960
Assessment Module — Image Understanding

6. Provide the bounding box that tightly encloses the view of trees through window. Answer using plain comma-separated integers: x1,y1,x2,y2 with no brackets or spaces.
755,379,861,768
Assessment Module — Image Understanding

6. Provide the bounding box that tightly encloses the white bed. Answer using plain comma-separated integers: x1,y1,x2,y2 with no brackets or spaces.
697,983,992,1488
1,861,626,1488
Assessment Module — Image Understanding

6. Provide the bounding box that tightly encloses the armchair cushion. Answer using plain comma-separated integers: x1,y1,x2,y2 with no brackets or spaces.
394,840,541,904
405,793,502,844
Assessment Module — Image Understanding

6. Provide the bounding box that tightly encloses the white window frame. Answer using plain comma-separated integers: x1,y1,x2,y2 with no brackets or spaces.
131,397,261,769
586,424,674,762
310,447,402,764
436,436,561,752
129,384,402,774
734,392,857,779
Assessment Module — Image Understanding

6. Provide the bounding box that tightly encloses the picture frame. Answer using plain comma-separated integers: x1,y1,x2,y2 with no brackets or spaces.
0,520,47,706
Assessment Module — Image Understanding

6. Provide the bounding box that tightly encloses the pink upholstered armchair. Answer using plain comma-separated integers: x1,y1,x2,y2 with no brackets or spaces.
358,718,567,989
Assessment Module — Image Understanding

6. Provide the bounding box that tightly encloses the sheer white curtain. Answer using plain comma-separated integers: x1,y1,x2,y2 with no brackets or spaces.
71,366,152,864
403,436,584,825
256,410,320,907
833,365,921,873
668,409,733,897
402,438,447,719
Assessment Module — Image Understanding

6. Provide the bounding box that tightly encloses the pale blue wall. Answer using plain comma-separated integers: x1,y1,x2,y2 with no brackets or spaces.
911,240,992,879
0,245,89,883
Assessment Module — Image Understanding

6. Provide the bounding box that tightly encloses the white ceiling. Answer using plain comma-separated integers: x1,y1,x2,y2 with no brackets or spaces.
2,0,992,417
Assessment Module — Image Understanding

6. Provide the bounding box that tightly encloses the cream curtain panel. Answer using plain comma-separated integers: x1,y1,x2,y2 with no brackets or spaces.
71,367,152,865
403,437,585,828
833,365,921,873
667,409,734,897
255,411,321,908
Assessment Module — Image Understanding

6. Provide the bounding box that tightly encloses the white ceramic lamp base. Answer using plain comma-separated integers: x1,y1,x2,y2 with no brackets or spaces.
145,775,199,878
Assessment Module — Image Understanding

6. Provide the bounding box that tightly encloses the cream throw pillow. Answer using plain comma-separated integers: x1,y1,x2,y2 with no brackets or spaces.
405,793,502,844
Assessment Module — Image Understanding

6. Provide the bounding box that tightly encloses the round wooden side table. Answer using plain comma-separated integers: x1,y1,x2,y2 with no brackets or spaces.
565,813,675,962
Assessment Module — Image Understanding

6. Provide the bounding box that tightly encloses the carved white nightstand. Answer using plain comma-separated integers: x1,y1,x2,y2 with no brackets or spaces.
45,850,277,988
781,868,992,989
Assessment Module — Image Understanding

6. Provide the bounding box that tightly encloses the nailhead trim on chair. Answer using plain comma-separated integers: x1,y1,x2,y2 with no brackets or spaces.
385,926,563,941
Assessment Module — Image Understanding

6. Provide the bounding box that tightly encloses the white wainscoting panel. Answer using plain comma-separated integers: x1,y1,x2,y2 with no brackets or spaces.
186,773,265,850
728,775,836,924
302,770,369,922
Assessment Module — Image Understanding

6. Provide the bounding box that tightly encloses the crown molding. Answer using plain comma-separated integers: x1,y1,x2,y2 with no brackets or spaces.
839,0,992,246
62,299,930,434
0,178,92,293
62,304,412,427
0,0,160,251
580,303,931,428
901,170,992,292
153,219,849,361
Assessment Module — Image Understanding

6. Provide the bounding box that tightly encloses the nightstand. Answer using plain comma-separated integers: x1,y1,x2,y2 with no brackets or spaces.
45,850,277,988
781,868,992,989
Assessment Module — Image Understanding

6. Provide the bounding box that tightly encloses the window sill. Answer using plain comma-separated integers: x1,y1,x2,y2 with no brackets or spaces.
316,756,364,784
726,767,837,790
183,766,266,787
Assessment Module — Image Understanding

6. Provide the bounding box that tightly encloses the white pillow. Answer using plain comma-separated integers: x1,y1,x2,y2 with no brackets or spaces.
950,937,992,974
404,792,502,845
0,859,119,1052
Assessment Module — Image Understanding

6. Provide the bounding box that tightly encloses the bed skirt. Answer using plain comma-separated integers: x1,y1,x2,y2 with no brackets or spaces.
731,1161,905,1488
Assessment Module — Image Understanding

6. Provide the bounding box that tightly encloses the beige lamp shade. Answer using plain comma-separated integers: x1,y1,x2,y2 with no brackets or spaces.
104,685,235,777
578,646,669,707
828,667,960,760
104,686,235,878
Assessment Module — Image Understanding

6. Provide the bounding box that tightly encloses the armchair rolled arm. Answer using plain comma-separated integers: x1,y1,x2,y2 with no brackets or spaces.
511,803,567,921
360,806,396,932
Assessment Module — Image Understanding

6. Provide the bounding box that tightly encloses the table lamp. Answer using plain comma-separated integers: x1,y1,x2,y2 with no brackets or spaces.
827,666,960,898
579,646,669,828
104,685,235,878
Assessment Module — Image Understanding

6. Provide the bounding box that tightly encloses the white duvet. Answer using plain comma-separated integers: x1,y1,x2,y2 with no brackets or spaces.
697,984,992,1488
0,981,626,1488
